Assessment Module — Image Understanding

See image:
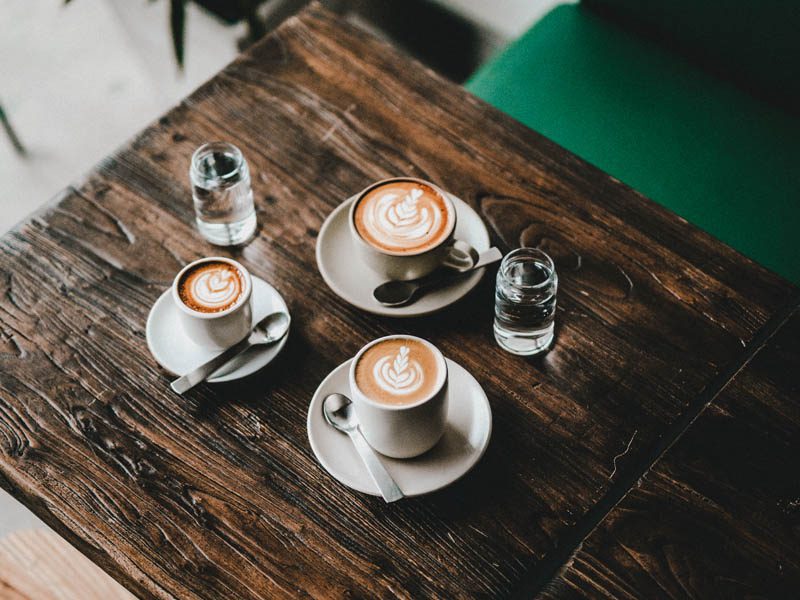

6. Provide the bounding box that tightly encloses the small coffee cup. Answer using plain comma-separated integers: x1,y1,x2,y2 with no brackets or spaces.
349,334,448,458
349,177,471,281
172,256,253,349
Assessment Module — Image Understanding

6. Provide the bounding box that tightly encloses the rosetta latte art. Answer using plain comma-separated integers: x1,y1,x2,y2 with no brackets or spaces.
372,345,424,395
356,181,451,252
354,337,440,405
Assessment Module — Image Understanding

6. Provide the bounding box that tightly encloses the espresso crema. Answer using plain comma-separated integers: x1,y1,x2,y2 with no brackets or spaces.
354,338,441,406
178,261,244,313
354,180,454,254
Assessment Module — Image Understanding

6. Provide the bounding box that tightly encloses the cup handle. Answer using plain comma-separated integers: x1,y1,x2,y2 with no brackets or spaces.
442,240,477,272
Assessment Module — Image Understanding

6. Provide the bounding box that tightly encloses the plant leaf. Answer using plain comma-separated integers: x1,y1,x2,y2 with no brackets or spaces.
170,0,186,70
0,103,27,156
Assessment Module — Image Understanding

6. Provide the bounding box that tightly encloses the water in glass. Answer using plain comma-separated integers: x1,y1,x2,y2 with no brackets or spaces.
494,248,557,355
190,142,257,246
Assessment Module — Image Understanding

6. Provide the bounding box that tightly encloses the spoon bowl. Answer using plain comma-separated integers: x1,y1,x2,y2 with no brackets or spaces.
372,280,418,307
323,392,358,433
254,311,291,343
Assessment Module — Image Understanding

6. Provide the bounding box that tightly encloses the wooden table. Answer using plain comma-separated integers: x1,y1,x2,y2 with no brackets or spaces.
0,4,797,598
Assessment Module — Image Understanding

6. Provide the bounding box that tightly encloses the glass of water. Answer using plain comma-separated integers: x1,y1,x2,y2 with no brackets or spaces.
494,248,558,355
190,142,257,246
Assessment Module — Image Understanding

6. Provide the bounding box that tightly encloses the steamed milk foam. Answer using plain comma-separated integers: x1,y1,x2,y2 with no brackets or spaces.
354,180,453,254
354,338,441,406
178,260,244,313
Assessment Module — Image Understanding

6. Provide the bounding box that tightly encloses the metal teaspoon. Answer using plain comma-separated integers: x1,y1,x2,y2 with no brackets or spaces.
322,392,404,503
373,247,503,307
170,311,290,394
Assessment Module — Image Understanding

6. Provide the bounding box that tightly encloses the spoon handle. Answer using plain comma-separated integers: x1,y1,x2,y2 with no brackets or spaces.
418,246,504,292
472,246,504,269
170,335,254,394
348,429,404,503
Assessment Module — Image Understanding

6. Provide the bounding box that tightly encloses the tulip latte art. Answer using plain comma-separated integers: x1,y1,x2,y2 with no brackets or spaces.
354,180,454,254
178,261,244,313
354,338,441,405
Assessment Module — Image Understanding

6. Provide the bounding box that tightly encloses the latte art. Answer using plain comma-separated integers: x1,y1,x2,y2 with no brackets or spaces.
354,337,441,406
192,270,239,307
364,188,440,248
178,261,244,313
355,180,454,254
373,346,425,395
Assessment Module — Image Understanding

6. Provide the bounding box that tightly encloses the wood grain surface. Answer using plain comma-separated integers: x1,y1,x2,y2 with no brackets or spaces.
0,3,797,598
540,310,800,599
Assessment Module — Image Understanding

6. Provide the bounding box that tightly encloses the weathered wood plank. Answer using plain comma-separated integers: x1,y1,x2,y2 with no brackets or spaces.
0,3,796,598
540,309,800,599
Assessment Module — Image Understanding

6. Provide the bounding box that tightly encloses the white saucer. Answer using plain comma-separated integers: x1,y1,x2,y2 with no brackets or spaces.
146,277,289,383
316,194,491,317
307,358,492,497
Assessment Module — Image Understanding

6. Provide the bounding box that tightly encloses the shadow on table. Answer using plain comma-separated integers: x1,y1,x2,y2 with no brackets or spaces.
182,327,308,419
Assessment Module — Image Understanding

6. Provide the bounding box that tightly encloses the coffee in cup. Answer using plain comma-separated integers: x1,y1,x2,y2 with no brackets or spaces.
354,337,441,405
177,260,245,313
349,335,448,458
349,178,470,281
172,257,253,349
354,179,454,255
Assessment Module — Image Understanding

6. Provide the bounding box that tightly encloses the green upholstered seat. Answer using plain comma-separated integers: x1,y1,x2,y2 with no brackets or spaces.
467,4,800,284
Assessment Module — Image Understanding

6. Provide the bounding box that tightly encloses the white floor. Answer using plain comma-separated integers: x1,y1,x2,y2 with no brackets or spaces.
0,0,240,233
0,0,558,538
0,488,47,532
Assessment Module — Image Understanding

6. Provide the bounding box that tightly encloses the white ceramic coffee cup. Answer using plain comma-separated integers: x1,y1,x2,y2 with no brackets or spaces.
349,177,471,281
348,334,449,459
172,256,253,350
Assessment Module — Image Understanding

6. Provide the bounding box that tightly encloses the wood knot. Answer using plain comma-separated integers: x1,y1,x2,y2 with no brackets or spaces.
72,408,98,436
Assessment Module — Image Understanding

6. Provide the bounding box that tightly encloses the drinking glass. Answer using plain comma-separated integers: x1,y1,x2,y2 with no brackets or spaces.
190,142,257,246
494,248,558,355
